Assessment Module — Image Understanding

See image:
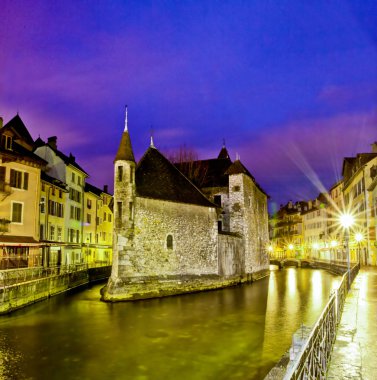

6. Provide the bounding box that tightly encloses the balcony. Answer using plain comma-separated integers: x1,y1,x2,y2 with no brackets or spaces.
0,218,11,233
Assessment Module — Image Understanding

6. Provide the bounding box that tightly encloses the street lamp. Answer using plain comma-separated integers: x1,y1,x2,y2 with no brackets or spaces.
339,213,355,288
355,232,363,265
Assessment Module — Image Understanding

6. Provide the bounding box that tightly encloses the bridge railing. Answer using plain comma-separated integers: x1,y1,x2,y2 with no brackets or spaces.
281,263,359,380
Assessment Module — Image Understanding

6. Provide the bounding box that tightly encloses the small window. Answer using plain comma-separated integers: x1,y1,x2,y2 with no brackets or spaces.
129,202,133,220
50,225,55,241
214,195,221,206
130,166,134,183
117,202,122,219
59,190,63,198
233,186,240,192
78,176,81,186
11,202,23,223
87,213,91,224
218,221,222,232
167,234,173,249
1,135,12,150
71,173,75,183
118,166,123,181
40,197,46,213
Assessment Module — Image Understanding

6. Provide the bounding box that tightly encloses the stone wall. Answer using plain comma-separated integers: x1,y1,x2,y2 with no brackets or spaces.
116,197,219,278
228,173,270,274
218,233,244,276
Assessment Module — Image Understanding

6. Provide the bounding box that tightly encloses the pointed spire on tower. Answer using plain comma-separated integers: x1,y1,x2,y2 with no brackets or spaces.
218,140,230,160
115,106,135,162
124,105,128,132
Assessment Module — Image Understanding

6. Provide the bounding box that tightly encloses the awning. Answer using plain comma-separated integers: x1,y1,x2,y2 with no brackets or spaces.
0,235,40,246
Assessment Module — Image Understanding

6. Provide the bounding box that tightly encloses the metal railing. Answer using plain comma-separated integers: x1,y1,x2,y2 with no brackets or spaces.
282,263,359,379
0,263,98,288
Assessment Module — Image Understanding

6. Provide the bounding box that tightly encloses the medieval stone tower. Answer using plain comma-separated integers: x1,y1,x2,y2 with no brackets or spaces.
111,106,136,281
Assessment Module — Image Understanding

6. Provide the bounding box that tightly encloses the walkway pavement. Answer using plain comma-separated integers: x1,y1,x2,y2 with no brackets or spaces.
327,267,377,379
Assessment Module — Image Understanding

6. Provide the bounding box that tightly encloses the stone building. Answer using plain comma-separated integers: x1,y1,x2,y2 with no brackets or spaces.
102,111,269,301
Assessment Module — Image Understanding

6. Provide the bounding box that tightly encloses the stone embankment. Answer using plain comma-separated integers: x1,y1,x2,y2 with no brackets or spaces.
0,266,111,314
101,269,269,302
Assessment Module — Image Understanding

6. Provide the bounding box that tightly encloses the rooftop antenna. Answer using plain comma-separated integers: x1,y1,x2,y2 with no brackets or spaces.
124,105,128,132
236,152,240,161
222,138,226,147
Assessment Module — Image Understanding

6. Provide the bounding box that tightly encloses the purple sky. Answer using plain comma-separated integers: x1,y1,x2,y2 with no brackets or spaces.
1,0,377,211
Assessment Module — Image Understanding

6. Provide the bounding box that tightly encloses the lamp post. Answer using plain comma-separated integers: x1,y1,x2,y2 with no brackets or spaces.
330,240,337,265
355,232,363,265
339,213,354,289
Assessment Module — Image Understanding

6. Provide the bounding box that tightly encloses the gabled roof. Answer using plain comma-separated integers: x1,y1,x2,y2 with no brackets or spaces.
34,138,89,176
114,130,135,162
136,147,216,207
226,160,268,197
2,114,34,148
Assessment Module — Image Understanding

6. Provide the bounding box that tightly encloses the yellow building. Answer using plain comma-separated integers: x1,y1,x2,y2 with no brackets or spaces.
342,148,377,265
84,183,113,266
0,115,46,269
270,201,306,258
302,194,329,260
39,172,68,267
367,162,377,265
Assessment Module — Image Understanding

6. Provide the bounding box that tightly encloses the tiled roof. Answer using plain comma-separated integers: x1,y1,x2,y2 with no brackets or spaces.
114,130,135,162
218,146,230,160
85,182,108,196
136,147,216,207
41,172,67,190
175,158,232,188
226,160,268,196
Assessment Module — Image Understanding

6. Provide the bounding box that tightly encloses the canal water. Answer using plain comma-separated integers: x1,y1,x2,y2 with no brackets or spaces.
0,267,340,380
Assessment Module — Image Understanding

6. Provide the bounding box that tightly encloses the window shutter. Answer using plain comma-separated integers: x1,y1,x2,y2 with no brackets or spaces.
23,172,29,190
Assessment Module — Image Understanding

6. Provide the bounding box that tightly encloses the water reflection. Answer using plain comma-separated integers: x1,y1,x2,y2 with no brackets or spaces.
0,269,339,380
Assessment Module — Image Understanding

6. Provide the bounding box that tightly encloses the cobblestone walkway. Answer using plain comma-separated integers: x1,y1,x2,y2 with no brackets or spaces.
327,267,377,379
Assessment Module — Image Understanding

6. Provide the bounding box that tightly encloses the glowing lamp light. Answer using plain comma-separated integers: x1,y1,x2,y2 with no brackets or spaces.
339,213,354,229
330,240,337,248
288,244,294,250
268,245,273,252
355,233,363,242
313,243,319,250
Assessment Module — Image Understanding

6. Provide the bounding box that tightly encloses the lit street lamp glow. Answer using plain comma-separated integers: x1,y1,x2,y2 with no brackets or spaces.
339,213,354,229
288,244,294,250
355,233,363,242
339,212,355,288
330,240,337,247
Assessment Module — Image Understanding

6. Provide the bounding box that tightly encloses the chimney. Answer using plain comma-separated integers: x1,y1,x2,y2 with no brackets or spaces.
103,185,108,193
371,142,377,153
0,117,3,129
47,136,57,150
288,200,293,209
69,153,75,162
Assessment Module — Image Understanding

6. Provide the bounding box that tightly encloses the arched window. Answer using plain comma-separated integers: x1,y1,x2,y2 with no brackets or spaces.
166,234,173,249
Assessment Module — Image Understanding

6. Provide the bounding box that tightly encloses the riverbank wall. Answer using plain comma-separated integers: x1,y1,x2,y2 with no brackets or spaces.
101,268,269,302
0,266,111,315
